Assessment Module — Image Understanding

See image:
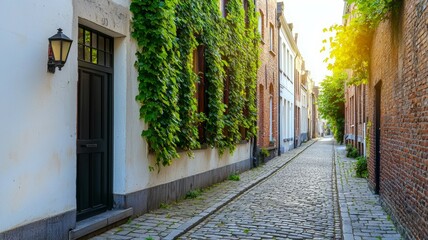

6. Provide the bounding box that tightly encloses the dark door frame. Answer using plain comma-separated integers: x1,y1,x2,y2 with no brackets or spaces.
76,25,114,221
374,81,382,194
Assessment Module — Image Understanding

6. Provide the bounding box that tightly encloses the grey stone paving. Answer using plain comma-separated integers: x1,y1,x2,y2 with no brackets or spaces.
93,138,403,240
335,145,402,240
181,138,341,239
93,140,316,240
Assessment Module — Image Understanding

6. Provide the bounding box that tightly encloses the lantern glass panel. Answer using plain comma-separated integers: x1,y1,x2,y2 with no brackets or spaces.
62,41,72,62
51,40,62,62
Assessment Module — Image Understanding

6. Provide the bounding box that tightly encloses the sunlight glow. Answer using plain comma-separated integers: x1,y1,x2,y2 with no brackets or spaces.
282,0,344,84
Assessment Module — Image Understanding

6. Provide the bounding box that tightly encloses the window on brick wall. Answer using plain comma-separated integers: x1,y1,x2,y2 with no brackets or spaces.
269,24,274,51
240,88,249,140
258,11,264,40
352,96,354,126
193,45,207,143
259,84,265,143
243,0,249,27
220,0,229,17
223,71,230,114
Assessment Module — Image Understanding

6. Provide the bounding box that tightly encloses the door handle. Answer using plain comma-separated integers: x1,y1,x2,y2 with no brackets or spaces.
83,143,98,148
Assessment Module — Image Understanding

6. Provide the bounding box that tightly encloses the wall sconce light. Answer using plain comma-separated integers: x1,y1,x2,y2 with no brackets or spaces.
47,28,73,73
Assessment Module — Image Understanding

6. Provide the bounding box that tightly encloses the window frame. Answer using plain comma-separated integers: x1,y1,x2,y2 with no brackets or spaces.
193,45,207,143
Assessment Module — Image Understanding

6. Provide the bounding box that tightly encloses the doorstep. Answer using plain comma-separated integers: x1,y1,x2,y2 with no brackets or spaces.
69,208,133,240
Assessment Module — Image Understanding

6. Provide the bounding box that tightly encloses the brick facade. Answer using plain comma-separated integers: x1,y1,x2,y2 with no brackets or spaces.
344,84,367,155
365,0,428,238
257,0,278,150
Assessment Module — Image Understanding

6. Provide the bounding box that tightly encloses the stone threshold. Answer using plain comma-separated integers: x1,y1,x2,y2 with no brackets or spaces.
69,208,133,240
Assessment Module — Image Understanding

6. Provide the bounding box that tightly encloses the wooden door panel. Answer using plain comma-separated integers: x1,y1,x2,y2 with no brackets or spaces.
76,67,111,221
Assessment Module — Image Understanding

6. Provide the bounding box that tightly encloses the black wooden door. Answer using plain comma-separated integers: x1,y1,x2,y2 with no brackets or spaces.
374,82,382,194
76,67,111,220
76,25,114,221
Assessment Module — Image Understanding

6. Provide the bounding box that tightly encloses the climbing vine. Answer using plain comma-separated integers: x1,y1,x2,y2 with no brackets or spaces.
130,0,260,170
131,0,181,168
323,0,402,85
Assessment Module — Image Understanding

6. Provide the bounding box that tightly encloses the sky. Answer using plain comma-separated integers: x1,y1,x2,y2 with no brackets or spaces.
282,0,344,85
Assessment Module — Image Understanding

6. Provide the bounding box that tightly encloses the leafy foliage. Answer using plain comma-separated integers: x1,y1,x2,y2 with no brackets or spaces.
355,156,368,178
318,71,346,144
131,0,181,168
228,173,240,181
260,148,269,158
346,146,359,158
323,0,401,85
185,189,202,199
131,0,260,170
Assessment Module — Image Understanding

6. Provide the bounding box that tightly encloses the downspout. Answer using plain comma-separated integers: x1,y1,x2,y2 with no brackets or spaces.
277,13,281,156
252,0,258,168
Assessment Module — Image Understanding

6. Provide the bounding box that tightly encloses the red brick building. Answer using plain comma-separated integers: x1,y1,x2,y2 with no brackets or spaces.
346,0,428,238
344,84,367,155
256,0,278,153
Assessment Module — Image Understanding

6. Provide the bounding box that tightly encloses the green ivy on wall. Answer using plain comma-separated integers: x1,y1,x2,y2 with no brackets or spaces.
323,0,402,85
130,0,260,170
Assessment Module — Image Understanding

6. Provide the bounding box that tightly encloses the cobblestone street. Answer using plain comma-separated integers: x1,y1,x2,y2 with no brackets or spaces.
181,138,340,239
94,137,402,239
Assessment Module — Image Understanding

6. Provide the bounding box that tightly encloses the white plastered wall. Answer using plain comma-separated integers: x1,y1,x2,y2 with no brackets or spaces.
0,0,251,233
279,25,295,152
0,0,76,232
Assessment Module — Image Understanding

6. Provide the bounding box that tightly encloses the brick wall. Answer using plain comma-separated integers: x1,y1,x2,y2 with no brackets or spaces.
367,0,428,238
256,0,278,149
345,84,366,154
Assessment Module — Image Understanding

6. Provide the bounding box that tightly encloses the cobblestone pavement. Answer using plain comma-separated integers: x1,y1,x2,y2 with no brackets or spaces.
180,138,341,239
335,145,402,240
93,140,316,240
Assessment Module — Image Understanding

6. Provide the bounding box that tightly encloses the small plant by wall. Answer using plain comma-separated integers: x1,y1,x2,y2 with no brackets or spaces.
355,156,368,178
185,189,203,199
346,145,359,158
228,172,240,181
259,148,270,164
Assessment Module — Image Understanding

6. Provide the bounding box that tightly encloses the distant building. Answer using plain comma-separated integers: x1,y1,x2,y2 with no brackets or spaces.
294,54,303,147
344,83,366,155
257,0,279,156
277,2,297,153
300,70,310,143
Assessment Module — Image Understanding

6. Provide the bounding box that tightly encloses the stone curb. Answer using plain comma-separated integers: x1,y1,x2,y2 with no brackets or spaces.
334,144,354,240
165,140,318,240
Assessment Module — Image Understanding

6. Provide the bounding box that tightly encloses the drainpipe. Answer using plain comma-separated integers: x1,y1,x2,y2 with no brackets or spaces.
277,8,281,156
252,0,258,168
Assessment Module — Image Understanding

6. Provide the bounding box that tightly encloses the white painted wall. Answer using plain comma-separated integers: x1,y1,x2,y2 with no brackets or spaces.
279,22,295,152
0,0,76,232
0,0,251,233
301,89,308,138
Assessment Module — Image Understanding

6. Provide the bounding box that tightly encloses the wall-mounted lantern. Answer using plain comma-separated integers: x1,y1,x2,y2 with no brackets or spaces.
47,28,73,73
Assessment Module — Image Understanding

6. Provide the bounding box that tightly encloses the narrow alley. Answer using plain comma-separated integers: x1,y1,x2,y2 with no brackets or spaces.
181,138,340,239
94,138,401,239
